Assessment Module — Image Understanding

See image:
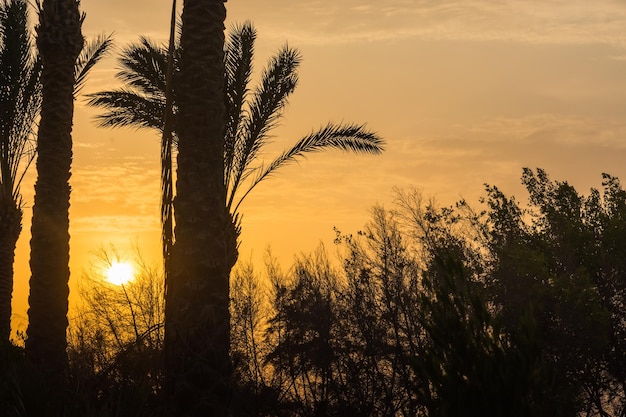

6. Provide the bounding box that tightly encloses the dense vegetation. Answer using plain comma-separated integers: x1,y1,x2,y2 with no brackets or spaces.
3,168,624,416
5,0,622,415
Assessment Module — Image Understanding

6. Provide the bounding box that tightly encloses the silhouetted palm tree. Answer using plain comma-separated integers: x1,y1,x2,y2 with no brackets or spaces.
86,21,384,267
0,0,40,345
164,1,233,415
26,0,89,392
0,0,110,346
88,12,383,416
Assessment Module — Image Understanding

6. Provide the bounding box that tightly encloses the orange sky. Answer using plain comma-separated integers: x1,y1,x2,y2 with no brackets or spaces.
11,1,626,332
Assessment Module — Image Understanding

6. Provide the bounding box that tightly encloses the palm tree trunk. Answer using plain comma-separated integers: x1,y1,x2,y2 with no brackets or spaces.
165,1,238,415
26,0,83,394
0,199,21,343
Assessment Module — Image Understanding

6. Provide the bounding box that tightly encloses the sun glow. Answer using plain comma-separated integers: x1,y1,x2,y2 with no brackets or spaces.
106,262,135,286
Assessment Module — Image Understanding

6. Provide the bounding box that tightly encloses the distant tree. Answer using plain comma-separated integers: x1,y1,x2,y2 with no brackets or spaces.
337,207,425,417
266,249,341,417
335,196,567,417
67,246,163,412
228,194,571,417
414,254,567,417
482,168,626,415
230,257,284,417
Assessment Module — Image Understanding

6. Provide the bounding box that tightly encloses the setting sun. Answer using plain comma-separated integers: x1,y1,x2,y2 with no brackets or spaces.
106,262,135,286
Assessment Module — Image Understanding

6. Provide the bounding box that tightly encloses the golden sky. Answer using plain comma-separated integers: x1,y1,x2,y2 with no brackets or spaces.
11,0,626,330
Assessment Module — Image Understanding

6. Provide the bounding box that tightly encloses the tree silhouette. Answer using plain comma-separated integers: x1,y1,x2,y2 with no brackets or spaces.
86,7,382,415
482,168,626,415
25,2,104,411
86,20,384,270
15,168,624,416
164,1,233,415
0,0,40,345
0,0,112,347
68,246,164,408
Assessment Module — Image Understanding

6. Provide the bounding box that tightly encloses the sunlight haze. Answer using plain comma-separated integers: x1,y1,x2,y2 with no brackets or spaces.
10,0,626,333
105,262,135,286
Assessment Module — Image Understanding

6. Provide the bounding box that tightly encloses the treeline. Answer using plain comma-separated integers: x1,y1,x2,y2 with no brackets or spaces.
4,168,625,416
228,168,625,417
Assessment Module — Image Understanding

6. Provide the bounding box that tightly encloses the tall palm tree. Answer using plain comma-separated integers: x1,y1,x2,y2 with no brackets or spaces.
26,0,84,391
0,0,41,345
86,21,385,267
88,11,383,415
0,0,111,346
165,1,232,415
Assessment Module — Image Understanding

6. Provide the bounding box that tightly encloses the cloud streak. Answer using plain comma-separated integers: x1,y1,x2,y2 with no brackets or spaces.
241,0,626,47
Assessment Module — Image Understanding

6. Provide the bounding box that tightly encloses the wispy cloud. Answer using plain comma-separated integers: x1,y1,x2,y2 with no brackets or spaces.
71,215,158,233
71,160,158,212
238,0,626,47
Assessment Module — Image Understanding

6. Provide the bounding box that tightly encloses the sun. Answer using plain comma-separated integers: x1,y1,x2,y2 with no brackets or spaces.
106,261,135,286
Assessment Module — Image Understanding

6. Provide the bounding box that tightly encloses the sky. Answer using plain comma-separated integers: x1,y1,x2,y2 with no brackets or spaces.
10,0,626,331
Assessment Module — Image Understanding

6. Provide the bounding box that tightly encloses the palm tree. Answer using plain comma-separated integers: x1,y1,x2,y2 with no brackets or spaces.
165,1,231,415
0,0,41,345
0,0,111,346
88,12,383,416
86,21,385,268
26,0,83,392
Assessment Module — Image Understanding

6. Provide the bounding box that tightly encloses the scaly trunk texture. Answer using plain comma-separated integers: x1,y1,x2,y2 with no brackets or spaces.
0,198,21,343
165,1,237,416
26,0,83,393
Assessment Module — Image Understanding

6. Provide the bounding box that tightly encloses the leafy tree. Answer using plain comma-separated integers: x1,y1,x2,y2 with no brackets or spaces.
229,257,287,417
413,254,566,417
266,249,341,417
228,193,574,417
482,168,625,415
337,207,425,417
341,196,567,417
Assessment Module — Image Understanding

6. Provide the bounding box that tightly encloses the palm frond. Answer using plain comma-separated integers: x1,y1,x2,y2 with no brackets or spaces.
85,89,165,130
0,0,40,202
0,0,32,147
74,32,114,95
229,123,384,214
85,37,169,133
227,44,301,208
224,21,255,190
117,37,169,98
83,21,386,240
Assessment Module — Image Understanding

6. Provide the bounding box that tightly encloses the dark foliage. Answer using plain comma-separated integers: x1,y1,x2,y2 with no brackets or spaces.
4,169,626,416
